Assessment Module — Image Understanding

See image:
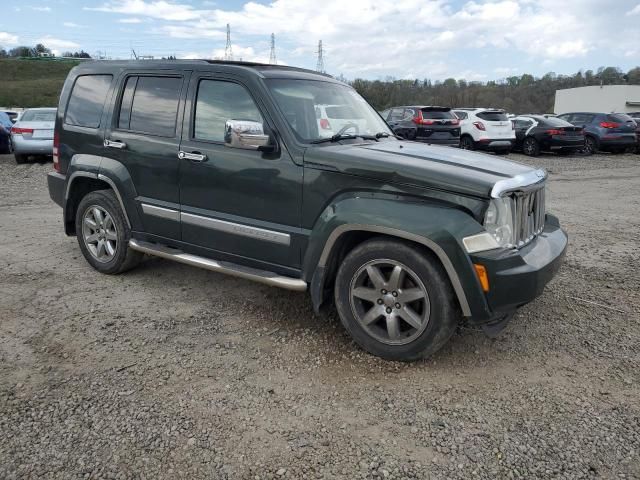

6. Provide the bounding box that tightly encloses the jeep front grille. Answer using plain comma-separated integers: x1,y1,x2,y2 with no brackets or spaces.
511,186,545,248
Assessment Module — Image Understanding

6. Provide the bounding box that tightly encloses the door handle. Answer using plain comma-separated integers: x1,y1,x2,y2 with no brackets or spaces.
104,139,127,149
178,151,207,162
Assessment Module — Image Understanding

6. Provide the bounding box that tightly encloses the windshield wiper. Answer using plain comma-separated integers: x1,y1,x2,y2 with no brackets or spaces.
375,131,403,140
310,133,378,144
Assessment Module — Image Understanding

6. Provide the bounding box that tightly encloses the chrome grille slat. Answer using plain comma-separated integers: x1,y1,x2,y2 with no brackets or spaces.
509,185,545,248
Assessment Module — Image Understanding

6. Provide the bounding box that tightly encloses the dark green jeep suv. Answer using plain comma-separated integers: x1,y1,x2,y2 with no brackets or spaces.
47,60,567,361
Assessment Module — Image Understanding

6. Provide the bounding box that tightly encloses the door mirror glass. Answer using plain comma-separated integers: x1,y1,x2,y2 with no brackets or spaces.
224,120,271,150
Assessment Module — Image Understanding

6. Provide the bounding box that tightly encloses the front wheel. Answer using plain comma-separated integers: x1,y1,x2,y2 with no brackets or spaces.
334,238,460,361
75,189,143,274
583,136,596,155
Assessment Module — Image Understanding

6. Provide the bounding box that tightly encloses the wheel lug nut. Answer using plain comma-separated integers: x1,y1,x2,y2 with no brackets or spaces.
392,291,398,297
377,299,383,305
386,307,392,314
381,289,387,295
395,303,401,309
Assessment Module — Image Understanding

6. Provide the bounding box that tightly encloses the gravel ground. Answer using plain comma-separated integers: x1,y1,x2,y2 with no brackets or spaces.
0,151,639,479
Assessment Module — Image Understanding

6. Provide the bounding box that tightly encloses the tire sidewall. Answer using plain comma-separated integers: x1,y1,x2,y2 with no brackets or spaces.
75,190,132,274
523,137,539,156
334,239,459,361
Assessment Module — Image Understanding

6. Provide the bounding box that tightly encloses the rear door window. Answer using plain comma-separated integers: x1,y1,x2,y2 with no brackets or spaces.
118,76,182,137
570,113,594,125
389,108,406,121
65,74,112,128
477,111,508,121
421,109,455,119
453,111,468,120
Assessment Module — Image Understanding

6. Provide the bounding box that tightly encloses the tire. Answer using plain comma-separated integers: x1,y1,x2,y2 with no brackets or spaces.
14,153,28,164
583,136,597,155
75,189,143,274
522,137,540,157
460,135,475,150
334,238,460,361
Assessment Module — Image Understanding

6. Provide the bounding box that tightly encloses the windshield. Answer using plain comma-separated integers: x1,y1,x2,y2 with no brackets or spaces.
266,79,392,142
20,109,56,122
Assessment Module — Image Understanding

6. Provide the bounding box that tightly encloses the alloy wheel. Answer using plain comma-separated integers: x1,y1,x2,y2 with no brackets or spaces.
82,205,118,263
349,259,431,345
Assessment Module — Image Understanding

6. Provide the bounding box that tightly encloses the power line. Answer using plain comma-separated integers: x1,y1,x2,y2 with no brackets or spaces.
316,40,325,73
224,23,233,61
269,33,277,65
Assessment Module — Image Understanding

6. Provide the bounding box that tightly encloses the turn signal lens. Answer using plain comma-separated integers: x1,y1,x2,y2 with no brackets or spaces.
474,264,490,292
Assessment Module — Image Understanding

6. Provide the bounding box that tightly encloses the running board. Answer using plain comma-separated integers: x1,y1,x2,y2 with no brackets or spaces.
128,239,307,292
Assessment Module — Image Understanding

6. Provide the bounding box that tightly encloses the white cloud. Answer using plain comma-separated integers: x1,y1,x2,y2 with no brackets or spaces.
30,6,52,11
38,36,81,50
0,32,19,46
626,4,640,15
118,17,143,23
85,0,203,21
63,22,86,28
88,0,639,79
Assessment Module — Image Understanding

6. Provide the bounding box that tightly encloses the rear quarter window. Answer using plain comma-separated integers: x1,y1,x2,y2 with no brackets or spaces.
607,113,633,123
65,75,113,128
476,111,508,121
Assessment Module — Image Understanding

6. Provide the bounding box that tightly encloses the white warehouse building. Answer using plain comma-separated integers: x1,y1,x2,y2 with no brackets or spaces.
554,85,640,114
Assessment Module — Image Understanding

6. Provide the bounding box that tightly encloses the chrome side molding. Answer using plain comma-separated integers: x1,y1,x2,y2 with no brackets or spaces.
128,239,307,291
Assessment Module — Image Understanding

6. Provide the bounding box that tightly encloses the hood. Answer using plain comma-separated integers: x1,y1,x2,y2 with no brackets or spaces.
303,140,535,198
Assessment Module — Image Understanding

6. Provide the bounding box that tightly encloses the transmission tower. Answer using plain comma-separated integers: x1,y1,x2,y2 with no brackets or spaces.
224,23,233,61
269,33,277,64
316,40,325,73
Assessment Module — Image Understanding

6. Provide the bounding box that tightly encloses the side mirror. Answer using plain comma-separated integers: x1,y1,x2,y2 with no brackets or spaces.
224,120,274,151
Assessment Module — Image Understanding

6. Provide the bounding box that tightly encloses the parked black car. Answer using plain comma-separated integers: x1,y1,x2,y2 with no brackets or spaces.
512,115,584,156
380,106,460,146
0,112,13,154
47,60,567,361
556,112,636,154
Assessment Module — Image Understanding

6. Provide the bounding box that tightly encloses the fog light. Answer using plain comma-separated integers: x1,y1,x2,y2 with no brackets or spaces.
474,264,490,292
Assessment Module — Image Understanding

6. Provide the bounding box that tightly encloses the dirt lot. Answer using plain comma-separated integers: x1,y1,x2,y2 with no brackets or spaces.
1,151,639,480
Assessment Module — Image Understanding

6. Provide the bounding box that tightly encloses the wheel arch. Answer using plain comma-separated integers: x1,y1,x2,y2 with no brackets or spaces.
309,225,473,318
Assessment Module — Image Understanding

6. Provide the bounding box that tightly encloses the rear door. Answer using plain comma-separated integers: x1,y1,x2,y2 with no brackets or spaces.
476,110,514,140
104,71,189,240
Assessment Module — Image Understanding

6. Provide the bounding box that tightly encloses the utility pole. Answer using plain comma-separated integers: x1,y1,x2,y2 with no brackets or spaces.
224,23,233,61
269,33,277,64
316,40,325,73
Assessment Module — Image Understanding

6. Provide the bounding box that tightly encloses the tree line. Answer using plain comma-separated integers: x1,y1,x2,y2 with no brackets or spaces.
0,43,91,59
351,66,640,114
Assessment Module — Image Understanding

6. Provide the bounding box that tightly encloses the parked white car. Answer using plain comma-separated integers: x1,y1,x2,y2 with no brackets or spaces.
315,104,367,138
10,107,56,163
452,108,515,153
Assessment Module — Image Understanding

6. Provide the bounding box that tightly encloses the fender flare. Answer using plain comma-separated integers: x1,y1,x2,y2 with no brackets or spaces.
315,224,472,317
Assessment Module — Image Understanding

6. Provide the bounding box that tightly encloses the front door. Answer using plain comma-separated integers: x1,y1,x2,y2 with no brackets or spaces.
104,71,189,240
178,74,303,270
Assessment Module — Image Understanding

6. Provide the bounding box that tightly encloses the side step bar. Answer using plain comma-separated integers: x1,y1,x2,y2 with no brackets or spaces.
129,239,307,292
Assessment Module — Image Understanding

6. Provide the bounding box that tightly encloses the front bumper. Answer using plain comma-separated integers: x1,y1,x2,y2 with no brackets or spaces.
11,135,53,155
47,172,66,207
468,214,568,320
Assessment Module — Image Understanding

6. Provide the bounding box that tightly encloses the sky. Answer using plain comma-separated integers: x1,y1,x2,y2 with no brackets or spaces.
0,0,639,81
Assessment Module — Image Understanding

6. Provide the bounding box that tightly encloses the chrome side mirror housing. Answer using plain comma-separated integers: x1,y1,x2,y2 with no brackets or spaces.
224,120,272,151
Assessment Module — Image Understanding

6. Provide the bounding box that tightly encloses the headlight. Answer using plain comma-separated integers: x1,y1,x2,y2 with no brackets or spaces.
484,197,515,248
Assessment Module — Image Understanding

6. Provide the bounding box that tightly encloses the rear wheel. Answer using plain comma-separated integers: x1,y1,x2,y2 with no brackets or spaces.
14,154,28,164
522,137,540,157
583,136,597,155
460,135,474,150
334,238,460,361
75,190,143,274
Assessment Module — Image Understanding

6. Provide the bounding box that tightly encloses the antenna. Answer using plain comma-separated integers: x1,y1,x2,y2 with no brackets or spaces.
131,48,138,60
316,40,325,73
269,33,277,64
224,23,233,61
